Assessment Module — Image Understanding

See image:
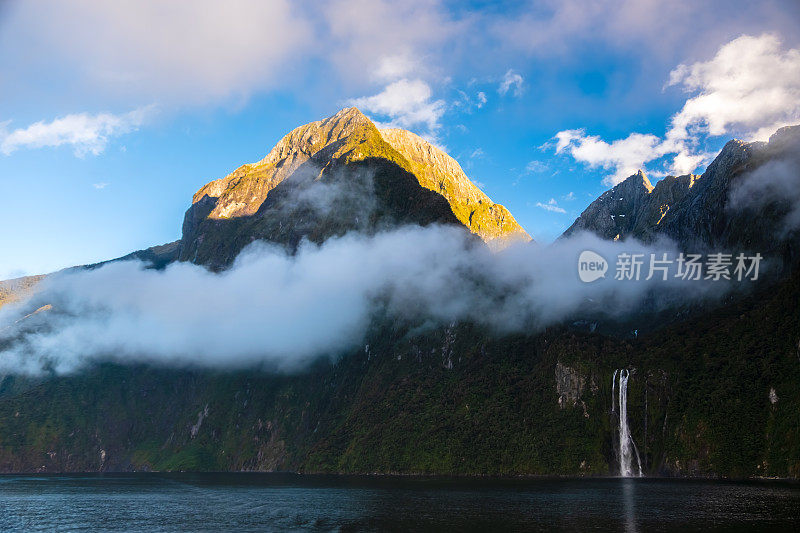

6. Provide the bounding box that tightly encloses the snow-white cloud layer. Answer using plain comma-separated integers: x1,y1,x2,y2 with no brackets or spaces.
0,225,726,376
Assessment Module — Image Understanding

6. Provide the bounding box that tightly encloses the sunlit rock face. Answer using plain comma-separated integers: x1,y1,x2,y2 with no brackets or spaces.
179,108,531,268
379,128,531,247
0,275,46,311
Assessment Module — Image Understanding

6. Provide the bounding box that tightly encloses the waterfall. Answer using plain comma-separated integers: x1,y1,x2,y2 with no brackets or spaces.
612,369,618,413
616,369,643,477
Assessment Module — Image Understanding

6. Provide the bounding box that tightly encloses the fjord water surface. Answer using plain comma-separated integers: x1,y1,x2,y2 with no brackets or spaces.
0,474,798,531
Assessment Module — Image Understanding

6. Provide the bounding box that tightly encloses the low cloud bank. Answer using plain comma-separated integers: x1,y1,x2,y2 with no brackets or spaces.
729,157,800,234
0,226,731,375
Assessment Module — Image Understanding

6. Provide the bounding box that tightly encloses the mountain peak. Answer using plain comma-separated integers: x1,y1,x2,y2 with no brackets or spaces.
620,170,654,193
179,108,531,265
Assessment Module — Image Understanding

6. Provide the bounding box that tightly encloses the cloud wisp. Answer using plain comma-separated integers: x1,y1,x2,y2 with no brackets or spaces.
536,199,566,214
498,69,524,97
553,34,800,184
0,107,153,156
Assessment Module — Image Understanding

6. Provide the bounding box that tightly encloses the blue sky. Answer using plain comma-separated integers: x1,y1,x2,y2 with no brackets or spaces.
1,0,799,279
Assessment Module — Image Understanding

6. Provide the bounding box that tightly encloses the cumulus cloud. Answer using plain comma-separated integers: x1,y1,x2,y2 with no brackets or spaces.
498,69,524,97
348,79,445,134
665,33,800,143
536,198,567,213
0,225,728,376
1,0,794,112
0,107,153,156
554,130,670,184
553,34,800,185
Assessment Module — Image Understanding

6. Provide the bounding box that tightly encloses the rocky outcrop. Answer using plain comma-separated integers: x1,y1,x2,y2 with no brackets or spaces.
555,361,585,408
555,361,591,418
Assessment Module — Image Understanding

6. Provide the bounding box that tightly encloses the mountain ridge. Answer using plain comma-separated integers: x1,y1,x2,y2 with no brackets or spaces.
562,125,800,263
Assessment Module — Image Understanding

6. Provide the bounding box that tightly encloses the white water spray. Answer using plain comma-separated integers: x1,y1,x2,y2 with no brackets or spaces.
612,369,618,413
616,369,643,477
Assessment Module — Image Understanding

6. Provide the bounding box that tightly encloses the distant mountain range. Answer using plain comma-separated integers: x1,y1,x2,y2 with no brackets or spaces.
564,125,800,266
0,111,799,478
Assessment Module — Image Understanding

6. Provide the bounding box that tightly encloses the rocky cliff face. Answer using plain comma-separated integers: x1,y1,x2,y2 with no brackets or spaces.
562,125,800,262
179,108,530,267
379,128,531,246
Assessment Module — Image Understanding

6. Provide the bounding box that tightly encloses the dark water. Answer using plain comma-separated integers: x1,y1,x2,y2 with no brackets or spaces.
0,474,799,532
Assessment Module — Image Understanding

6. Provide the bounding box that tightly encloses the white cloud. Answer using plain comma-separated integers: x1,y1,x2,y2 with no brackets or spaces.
470,148,485,159
666,33,800,142
322,0,459,83
2,0,312,105
536,198,566,213
489,0,798,65
555,130,668,184
349,79,445,133
0,107,153,157
452,90,489,114
1,0,794,113
498,69,524,97
553,34,800,185
563,192,576,201
374,54,418,81
93,183,109,190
